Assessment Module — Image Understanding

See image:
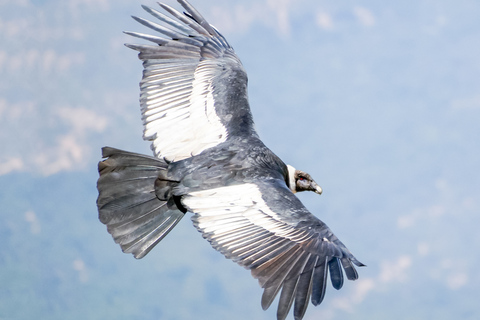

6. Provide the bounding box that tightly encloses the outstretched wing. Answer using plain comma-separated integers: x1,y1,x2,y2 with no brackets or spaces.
126,1,257,162
181,179,364,320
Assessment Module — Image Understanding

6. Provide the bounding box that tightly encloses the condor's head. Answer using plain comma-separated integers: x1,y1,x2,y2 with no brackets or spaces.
286,165,323,195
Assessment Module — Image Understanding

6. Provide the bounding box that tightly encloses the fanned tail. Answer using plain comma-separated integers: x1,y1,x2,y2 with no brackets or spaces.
97,147,185,259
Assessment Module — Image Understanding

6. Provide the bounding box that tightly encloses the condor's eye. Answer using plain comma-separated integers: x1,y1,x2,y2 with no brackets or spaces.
298,177,306,181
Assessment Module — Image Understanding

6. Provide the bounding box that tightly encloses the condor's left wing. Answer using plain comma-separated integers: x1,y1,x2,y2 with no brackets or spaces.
181,179,364,320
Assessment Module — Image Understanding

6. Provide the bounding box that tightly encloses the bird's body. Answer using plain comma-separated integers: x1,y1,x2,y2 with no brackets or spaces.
97,1,364,319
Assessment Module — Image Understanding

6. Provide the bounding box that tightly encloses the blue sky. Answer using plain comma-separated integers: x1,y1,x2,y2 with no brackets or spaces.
1,0,480,319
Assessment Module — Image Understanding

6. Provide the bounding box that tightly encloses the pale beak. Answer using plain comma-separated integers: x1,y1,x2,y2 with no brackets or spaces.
312,182,323,195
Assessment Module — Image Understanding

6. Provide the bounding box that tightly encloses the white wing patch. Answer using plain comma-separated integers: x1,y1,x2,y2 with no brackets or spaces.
142,59,228,162
182,184,312,246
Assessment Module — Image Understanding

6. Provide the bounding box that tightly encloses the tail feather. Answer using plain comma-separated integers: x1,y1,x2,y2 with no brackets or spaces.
119,208,184,259
106,199,168,240
99,190,160,224
97,147,185,259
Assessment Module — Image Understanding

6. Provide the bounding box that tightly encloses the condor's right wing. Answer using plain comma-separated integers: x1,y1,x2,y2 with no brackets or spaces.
126,0,258,162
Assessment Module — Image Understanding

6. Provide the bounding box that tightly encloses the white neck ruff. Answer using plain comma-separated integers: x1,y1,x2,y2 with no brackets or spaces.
286,164,296,193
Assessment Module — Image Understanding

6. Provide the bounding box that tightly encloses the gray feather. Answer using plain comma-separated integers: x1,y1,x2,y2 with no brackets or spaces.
177,0,218,36
341,257,360,280
97,147,185,259
142,4,198,35
311,257,329,306
158,1,210,36
277,277,299,320
276,252,310,320
132,15,185,39
293,256,317,320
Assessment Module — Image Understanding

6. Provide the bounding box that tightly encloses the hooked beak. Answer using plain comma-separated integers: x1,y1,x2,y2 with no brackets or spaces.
312,182,323,195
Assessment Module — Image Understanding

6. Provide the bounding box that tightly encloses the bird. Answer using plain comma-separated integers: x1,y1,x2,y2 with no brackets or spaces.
96,1,364,320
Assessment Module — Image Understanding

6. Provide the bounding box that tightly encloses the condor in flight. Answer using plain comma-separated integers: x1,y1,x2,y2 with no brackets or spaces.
97,1,364,319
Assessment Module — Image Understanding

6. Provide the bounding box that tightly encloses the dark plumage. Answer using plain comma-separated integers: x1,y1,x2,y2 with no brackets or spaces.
97,1,364,320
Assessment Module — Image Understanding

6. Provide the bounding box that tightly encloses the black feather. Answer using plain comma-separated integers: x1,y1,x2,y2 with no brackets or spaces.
328,257,344,290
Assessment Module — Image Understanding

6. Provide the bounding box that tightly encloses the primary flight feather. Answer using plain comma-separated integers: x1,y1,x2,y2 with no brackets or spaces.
97,1,364,319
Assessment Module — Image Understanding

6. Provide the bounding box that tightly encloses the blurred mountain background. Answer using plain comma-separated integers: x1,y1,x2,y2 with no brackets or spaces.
1,0,479,319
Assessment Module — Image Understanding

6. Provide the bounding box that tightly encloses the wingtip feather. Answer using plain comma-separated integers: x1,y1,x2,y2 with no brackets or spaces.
178,0,217,36
328,257,344,290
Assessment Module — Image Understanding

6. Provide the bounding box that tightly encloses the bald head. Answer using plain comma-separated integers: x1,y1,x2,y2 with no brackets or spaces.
286,165,323,195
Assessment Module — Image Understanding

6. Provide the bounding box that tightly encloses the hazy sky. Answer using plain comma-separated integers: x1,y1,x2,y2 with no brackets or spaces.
1,1,479,319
